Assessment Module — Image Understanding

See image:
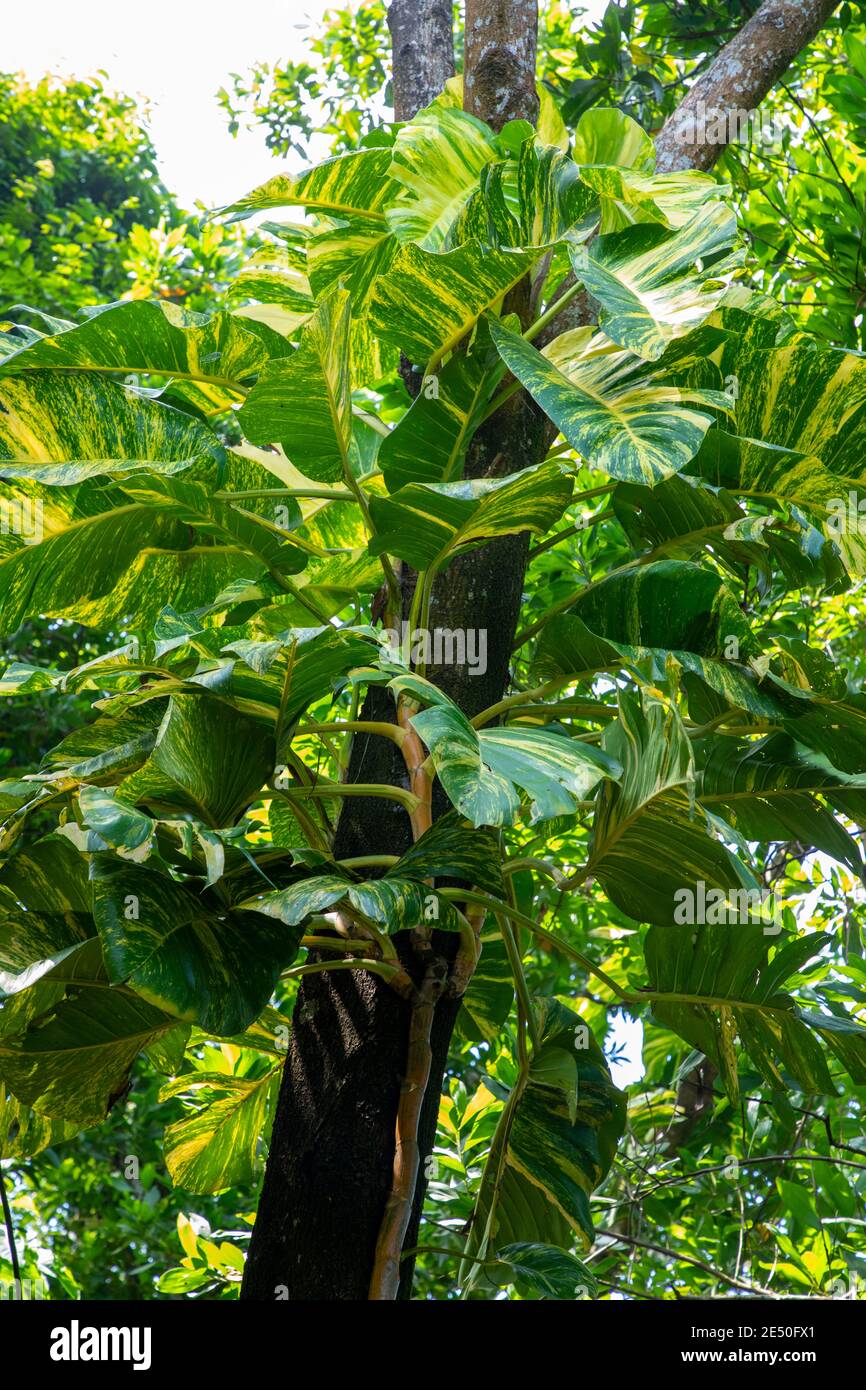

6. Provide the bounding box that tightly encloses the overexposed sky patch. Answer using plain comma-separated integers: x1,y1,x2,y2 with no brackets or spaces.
8,2,608,210
7,0,333,209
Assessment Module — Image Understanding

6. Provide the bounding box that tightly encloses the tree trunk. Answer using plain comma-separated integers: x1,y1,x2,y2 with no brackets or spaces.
242,0,543,1304
388,0,455,121
241,0,838,1302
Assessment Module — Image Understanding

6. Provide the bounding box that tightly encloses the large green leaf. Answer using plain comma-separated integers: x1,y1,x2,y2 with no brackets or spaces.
389,673,618,827
386,102,498,249
219,147,398,221
0,300,287,403
160,1067,280,1193
465,139,598,251
586,689,759,926
219,149,400,380
455,926,513,1043
572,107,655,174
368,461,573,569
734,339,866,480
566,559,753,659
238,288,353,483
489,1242,597,1300
644,923,866,1099
0,369,222,477
91,860,302,1035
0,1082,82,1158
246,814,502,933
462,998,625,1287
243,869,458,935
696,733,866,878
370,240,530,365
688,382,866,576
230,243,315,329
118,694,274,827
570,206,742,361
535,602,788,725
0,938,180,1126
0,415,301,636
0,836,93,975
490,318,729,485
577,165,726,232
393,812,505,895
377,322,505,491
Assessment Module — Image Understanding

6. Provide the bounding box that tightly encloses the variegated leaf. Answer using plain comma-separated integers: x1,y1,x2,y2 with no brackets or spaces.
461,998,625,1288
238,288,353,483
0,300,288,407
91,860,302,1035
587,688,761,927
386,101,499,249
570,206,743,361
370,239,530,365
388,673,618,827
160,1067,280,1193
369,461,573,569
490,318,729,485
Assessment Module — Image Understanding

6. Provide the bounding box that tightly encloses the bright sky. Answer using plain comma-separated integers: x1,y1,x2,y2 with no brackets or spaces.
7,0,335,209
8,1,608,210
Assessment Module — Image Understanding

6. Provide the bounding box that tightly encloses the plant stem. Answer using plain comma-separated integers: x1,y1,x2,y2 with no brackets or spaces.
266,572,333,625
282,958,410,990
439,888,633,1004
528,505,614,559
396,696,433,842
300,720,407,749
214,487,355,501
368,958,446,1299
524,278,585,344
500,874,541,1050
273,782,421,817
299,935,365,954
471,679,566,729
338,854,401,871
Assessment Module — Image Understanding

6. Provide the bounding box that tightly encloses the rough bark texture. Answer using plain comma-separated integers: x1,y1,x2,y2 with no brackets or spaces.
387,0,455,121
654,0,840,171
464,0,540,129
243,0,838,1303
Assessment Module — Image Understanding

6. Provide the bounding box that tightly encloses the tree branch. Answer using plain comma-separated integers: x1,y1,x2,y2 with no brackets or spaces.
654,0,841,172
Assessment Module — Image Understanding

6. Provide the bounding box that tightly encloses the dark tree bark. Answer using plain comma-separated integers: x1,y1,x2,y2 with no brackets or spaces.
388,0,455,121
654,0,840,171
464,0,539,129
242,0,840,1302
